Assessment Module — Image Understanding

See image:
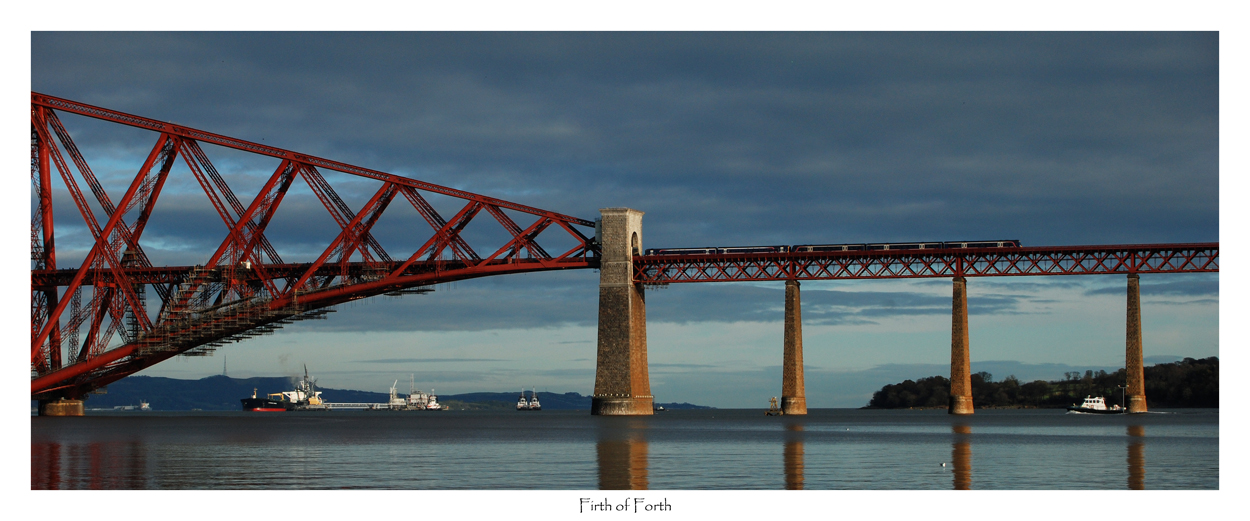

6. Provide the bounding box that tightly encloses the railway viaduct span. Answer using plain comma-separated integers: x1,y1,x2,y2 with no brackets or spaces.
31,93,1219,416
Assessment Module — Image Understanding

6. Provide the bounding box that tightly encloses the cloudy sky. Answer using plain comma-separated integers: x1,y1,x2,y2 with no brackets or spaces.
27,32,1219,407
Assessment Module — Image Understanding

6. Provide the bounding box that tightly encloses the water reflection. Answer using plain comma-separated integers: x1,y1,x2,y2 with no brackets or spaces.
597,419,649,490
31,442,60,489
952,424,972,490
784,423,804,490
31,441,148,489
1127,425,1145,490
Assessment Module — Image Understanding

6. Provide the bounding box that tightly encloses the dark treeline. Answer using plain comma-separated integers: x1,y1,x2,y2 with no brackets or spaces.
866,357,1218,409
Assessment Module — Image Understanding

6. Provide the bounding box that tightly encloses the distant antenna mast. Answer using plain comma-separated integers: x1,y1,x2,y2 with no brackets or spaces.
223,356,227,377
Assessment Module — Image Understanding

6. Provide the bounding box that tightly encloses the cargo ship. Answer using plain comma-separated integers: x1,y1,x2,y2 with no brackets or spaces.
241,365,328,411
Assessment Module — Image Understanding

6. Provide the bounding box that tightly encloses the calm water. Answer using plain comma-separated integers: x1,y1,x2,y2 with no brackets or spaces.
31,408,1217,490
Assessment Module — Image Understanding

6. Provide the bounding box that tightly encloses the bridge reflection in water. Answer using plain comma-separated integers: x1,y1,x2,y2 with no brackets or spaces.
31,441,149,489
1128,425,1145,490
596,419,650,490
784,423,804,490
595,418,811,490
945,422,1148,491
952,424,972,490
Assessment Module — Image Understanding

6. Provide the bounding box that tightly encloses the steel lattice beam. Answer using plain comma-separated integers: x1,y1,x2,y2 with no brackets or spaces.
635,243,1218,284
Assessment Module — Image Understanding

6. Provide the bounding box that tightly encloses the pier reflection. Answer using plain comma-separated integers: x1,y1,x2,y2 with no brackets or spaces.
951,424,972,490
31,440,148,489
597,418,649,490
1127,425,1145,490
784,423,804,490
30,442,61,489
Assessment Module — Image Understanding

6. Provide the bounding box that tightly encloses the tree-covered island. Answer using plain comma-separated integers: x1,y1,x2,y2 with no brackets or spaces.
865,357,1218,409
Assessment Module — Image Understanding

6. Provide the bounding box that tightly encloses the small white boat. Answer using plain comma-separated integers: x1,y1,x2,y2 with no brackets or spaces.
528,388,541,411
425,390,442,411
1067,395,1126,414
516,389,530,411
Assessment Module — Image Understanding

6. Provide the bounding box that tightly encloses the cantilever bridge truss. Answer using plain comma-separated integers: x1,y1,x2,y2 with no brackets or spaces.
31,93,598,401
31,93,1219,403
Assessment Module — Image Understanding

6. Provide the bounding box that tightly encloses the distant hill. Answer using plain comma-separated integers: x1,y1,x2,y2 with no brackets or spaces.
67,375,711,411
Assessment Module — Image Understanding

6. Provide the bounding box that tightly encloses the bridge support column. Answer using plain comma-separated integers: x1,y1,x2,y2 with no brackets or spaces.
949,276,973,415
782,279,807,415
591,208,653,415
38,399,84,417
1126,273,1147,413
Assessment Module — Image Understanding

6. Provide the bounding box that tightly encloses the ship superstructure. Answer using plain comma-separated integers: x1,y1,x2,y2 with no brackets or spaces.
373,376,442,411
528,388,541,411
240,365,327,411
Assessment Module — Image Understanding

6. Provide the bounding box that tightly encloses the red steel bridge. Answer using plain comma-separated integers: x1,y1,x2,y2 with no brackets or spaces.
31,92,1219,404
31,93,597,402
634,243,1218,284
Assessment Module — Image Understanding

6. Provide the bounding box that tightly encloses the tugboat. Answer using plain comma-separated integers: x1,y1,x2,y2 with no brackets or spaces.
240,365,328,411
528,388,541,411
516,389,530,411
425,390,443,411
1067,395,1126,414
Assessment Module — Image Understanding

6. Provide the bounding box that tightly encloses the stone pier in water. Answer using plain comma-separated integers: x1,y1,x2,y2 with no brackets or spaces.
782,279,807,415
1126,273,1147,413
591,208,653,415
949,276,973,415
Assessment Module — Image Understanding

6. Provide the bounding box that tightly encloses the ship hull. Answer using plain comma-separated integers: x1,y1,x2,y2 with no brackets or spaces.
241,398,292,412
1066,406,1126,414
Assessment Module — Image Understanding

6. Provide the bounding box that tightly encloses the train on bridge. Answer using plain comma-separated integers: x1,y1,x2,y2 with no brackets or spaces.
644,240,1021,256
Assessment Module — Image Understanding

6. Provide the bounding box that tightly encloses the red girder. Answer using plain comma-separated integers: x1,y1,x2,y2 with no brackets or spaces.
31,92,593,228
635,243,1219,283
30,92,599,401
299,164,393,265
399,186,479,263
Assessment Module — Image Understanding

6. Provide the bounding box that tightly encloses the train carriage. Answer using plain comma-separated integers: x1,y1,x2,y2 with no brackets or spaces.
643,240,1020,256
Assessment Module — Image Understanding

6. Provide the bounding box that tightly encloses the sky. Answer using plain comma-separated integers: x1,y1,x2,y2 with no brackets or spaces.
25,31,1221,408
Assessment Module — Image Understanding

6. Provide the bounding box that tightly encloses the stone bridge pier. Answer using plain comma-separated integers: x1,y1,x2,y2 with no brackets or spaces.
781,279,807,415
591,208,653,415
1126,273,1147,413
949,276,973,415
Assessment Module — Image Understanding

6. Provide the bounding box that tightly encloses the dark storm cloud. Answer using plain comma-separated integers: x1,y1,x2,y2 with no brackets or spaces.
31,33,1217,333
33,32,1216,253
